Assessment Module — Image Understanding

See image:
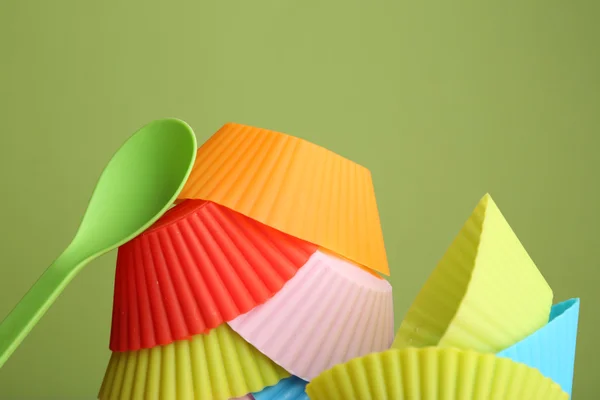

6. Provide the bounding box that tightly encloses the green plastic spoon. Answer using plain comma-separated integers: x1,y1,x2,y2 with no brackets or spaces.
0,118,197,368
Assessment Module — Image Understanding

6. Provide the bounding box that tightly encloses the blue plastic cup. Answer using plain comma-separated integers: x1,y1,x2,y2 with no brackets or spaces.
497,298,580,398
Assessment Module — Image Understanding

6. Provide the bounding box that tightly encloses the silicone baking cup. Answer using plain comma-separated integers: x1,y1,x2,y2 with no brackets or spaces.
109,199,317,352
176,122,389,275
234,376,308,400
497,298,580,398
228,250,394,381
305,347,568,400
393,194,553,353
252,376,308,400
99,324,289,400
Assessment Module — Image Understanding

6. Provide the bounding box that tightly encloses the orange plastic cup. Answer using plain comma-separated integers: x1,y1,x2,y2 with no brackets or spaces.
177,123,389,276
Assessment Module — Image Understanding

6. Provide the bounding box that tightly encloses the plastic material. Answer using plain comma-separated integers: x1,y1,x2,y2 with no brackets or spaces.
253,376,308,400
497,298,580,398
393,194,553,353
99,324,289,400
177,122,389,275
228,250,394,381
0,118,197,368
109,199,317,352
305,347,569,400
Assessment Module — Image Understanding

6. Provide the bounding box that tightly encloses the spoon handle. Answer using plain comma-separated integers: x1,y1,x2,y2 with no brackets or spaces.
0,250,81,368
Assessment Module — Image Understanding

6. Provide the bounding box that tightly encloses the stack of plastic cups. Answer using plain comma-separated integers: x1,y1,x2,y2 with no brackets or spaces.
306,194,578,399
98,123,395,399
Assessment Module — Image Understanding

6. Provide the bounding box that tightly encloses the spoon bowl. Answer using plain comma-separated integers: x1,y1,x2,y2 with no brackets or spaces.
0,118,197,367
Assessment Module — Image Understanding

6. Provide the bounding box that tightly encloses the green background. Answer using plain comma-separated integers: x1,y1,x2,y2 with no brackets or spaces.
1,0,598,398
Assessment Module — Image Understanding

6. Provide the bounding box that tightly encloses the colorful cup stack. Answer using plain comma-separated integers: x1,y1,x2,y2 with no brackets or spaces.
98,123,395,400
306,194,580,399
98,122,579,399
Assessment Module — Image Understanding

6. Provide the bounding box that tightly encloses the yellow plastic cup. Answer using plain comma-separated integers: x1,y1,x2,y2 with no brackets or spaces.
99,324,289,400
393,194,553,353
306,347,568,400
